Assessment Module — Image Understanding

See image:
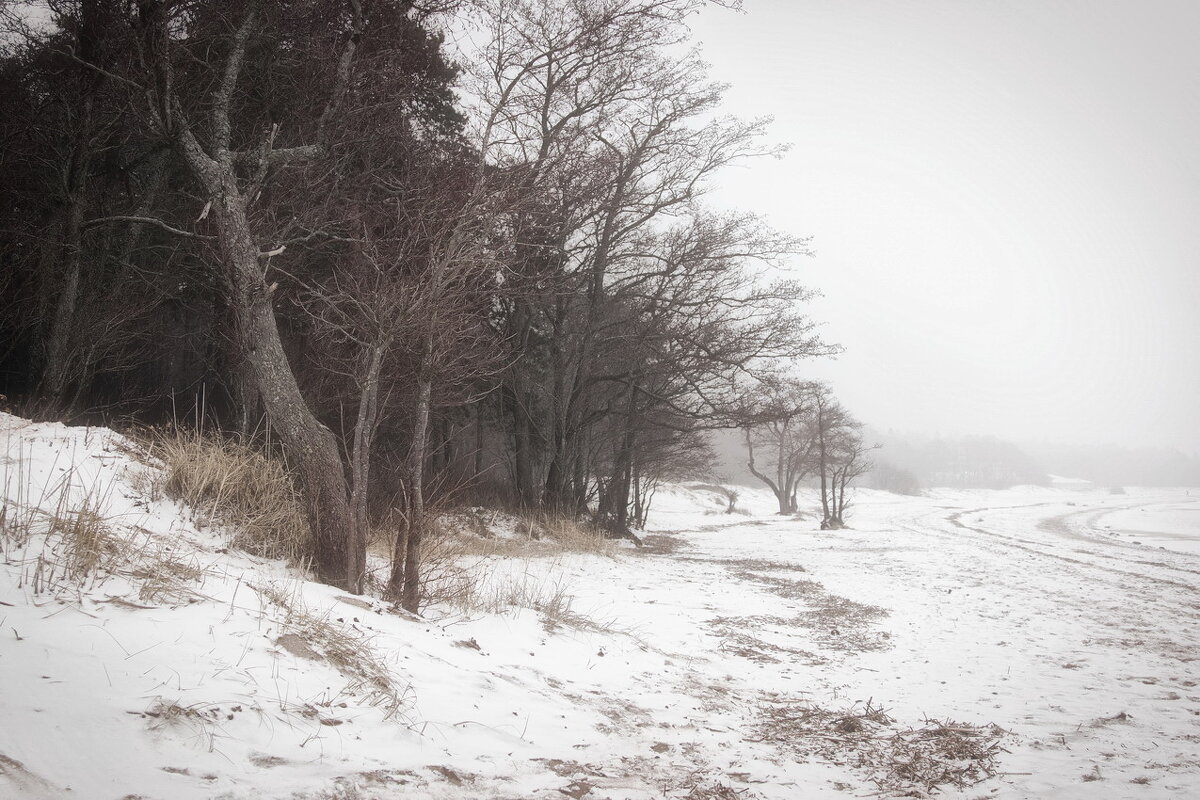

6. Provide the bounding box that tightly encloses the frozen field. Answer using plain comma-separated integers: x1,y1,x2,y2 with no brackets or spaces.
2,414,1198,799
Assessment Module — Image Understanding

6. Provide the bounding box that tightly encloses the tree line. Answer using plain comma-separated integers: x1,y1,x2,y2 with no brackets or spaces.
0,0,865,610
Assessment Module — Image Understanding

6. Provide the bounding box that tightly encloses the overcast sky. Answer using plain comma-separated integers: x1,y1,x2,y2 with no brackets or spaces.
688,0,1200,454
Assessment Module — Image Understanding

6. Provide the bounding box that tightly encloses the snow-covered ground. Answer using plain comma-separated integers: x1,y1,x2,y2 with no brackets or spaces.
2,413,1198,799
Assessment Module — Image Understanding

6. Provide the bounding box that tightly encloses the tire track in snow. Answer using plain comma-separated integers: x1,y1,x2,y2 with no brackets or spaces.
903,504,1200,666
942,507,1200,591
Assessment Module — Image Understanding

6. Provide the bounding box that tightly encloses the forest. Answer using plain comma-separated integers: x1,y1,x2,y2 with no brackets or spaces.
0,0,870,611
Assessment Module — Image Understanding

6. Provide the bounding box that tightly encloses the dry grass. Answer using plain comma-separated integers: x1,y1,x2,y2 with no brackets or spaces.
436,508,614,558
681,782,752,799
128,536,208,605
257,581,414,722
30,485,124,588
140,698,221,751
754,696,1007,794
150,428,310,565
535,512,615,554
1,441,205,601
471,572,614,633
420,549,613,633
727,564,892,654
395,508,616,633
470,570,566,614
707,621,796,664
407,521,488,609
23,509,206,603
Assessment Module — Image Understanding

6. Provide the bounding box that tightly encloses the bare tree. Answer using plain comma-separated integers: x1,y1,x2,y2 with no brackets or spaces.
810,387,872,528
458,0,826,533
130,0,463,591
740,376,822,514
827,427,873,526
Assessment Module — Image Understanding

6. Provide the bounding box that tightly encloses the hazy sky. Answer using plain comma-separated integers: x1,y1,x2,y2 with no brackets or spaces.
688,0,1200,454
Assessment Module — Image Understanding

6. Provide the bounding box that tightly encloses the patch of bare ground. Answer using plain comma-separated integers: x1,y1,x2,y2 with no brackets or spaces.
531,757,758,800
726,566,892,655
638,532,689,555
721,557,807,573
752,697,1008,796
707,616,827,665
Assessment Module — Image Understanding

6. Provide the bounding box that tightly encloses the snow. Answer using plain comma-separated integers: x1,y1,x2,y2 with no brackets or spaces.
1088,494,1200,556
1047,474,1096,490
2,412,1199,799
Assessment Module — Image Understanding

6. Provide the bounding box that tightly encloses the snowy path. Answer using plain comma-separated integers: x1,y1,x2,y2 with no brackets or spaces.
642,490,1200,799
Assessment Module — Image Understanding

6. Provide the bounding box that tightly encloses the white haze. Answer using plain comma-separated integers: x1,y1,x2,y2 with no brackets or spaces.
689,0,1200,456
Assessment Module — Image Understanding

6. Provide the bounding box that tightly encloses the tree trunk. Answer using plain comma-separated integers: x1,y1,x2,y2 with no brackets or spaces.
41,112,94,409
571,437,588,515
817,424,831,526
140,0,359,589
542,300,573,511
348,345,384,593
180,145,355,589
745,429,788,514
474,401,485,479
506,386,537,507
42,0,113,410
391,338,434,612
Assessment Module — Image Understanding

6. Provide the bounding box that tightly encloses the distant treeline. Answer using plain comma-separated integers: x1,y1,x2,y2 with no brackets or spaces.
867,434,1046,491
1023,442,1200,489
711,428,1200,492
867,434,1200,491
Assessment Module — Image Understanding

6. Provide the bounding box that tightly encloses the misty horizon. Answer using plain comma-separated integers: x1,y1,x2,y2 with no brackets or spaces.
689,0,1200,457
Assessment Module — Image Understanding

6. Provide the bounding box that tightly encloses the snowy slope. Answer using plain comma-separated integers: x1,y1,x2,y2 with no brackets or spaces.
2,413,1199,799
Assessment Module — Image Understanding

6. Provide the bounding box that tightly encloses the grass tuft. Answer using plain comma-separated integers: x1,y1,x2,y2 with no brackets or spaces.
151,428,311,565
257,581,414,722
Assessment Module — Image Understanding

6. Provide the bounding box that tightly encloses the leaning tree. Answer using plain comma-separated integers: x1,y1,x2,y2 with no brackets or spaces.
128,0,464,591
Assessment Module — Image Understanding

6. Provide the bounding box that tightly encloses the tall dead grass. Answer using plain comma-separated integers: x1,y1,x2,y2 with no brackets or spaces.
151,428,311,565
1,440,204,601
378,507,612,610
412,509,615,631
436,508,613,558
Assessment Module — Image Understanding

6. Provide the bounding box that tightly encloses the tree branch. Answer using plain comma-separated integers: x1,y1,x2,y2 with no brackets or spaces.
213,1,259,156
81,215,213,240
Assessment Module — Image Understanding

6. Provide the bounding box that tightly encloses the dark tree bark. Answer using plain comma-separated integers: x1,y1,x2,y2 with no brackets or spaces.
138,0,359,588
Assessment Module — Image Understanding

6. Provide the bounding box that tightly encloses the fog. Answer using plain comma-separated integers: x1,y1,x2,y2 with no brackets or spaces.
689,0,1200,457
